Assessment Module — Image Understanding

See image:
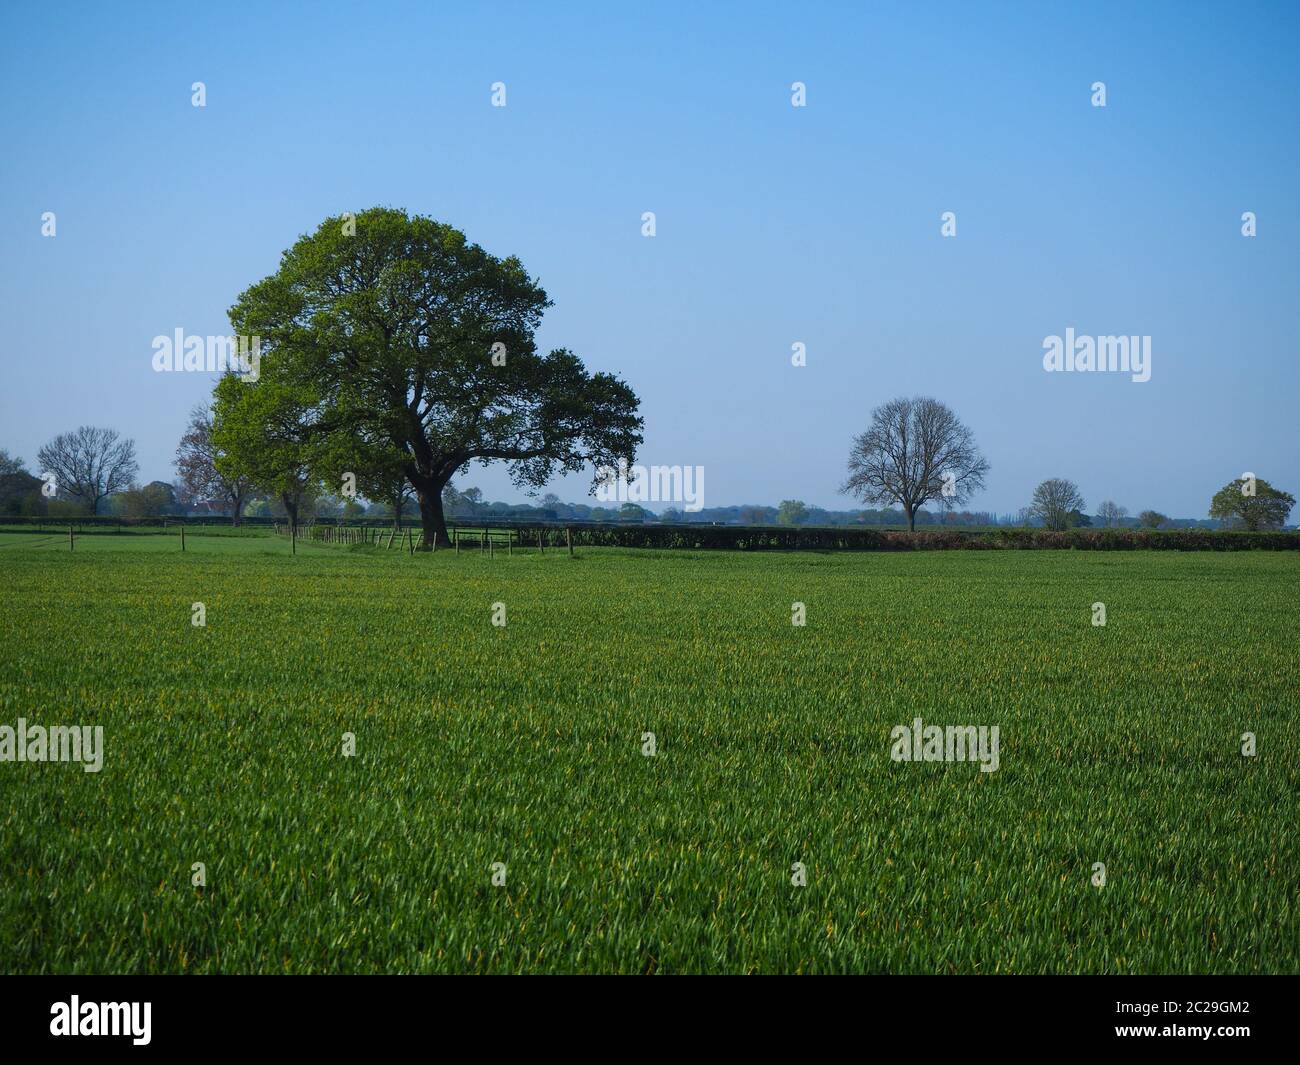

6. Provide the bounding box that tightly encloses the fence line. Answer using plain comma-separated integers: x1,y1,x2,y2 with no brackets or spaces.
265,521,570,557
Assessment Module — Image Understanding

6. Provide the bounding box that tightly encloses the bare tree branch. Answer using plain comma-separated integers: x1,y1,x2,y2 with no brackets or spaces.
841,397,989,531
37,426,138,515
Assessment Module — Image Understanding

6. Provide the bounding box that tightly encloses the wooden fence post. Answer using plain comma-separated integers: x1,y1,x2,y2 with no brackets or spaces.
69,524,74,551
181,525,186,552
539,528,544,554
567,527,573,556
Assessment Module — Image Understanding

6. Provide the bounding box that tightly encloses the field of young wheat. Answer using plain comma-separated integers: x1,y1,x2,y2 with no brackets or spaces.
0,532,1296,973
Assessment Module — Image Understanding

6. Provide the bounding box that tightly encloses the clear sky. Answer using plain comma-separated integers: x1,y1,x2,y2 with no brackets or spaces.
2,0,1297,517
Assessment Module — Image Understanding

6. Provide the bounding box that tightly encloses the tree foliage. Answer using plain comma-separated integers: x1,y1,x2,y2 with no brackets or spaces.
1209,477,1294,531
119,481,177,518
777,499,809,525
211,371,322,529
0,449,27,478
221,208,642,545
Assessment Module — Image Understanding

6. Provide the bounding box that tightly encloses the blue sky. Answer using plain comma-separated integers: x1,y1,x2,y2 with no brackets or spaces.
2,0,1297,517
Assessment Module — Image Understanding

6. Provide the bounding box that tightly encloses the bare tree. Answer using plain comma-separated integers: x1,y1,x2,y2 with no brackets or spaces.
1097,500,1128,527
37,426,138,515
1030,478,1086,531
841,396,989,531
175,404,252,524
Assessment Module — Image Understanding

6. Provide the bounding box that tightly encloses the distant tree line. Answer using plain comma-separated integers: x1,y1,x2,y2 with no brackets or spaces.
3,393,1292,532
3,428,1292,533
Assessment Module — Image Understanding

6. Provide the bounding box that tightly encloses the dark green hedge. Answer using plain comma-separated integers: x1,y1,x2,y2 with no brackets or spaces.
4,514,1296,550
561,526,1300,551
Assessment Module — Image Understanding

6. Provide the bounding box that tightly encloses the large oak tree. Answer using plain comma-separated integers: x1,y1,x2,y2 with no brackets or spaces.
225,208,643,546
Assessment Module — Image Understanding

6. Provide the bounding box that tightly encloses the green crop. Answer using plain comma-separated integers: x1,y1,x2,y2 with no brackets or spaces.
0,532,1296,973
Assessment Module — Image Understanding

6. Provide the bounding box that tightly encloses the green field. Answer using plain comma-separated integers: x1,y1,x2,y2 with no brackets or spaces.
1,532,1296,973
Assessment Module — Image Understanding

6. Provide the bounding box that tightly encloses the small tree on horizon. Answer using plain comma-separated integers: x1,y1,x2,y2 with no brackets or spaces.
37,426,138,515
777,499,809,525
1030,478,1086,531
1097,500,1127,527
841,396,989,532
0,449,27,478
119,481,176,518
1209,476,1295,530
